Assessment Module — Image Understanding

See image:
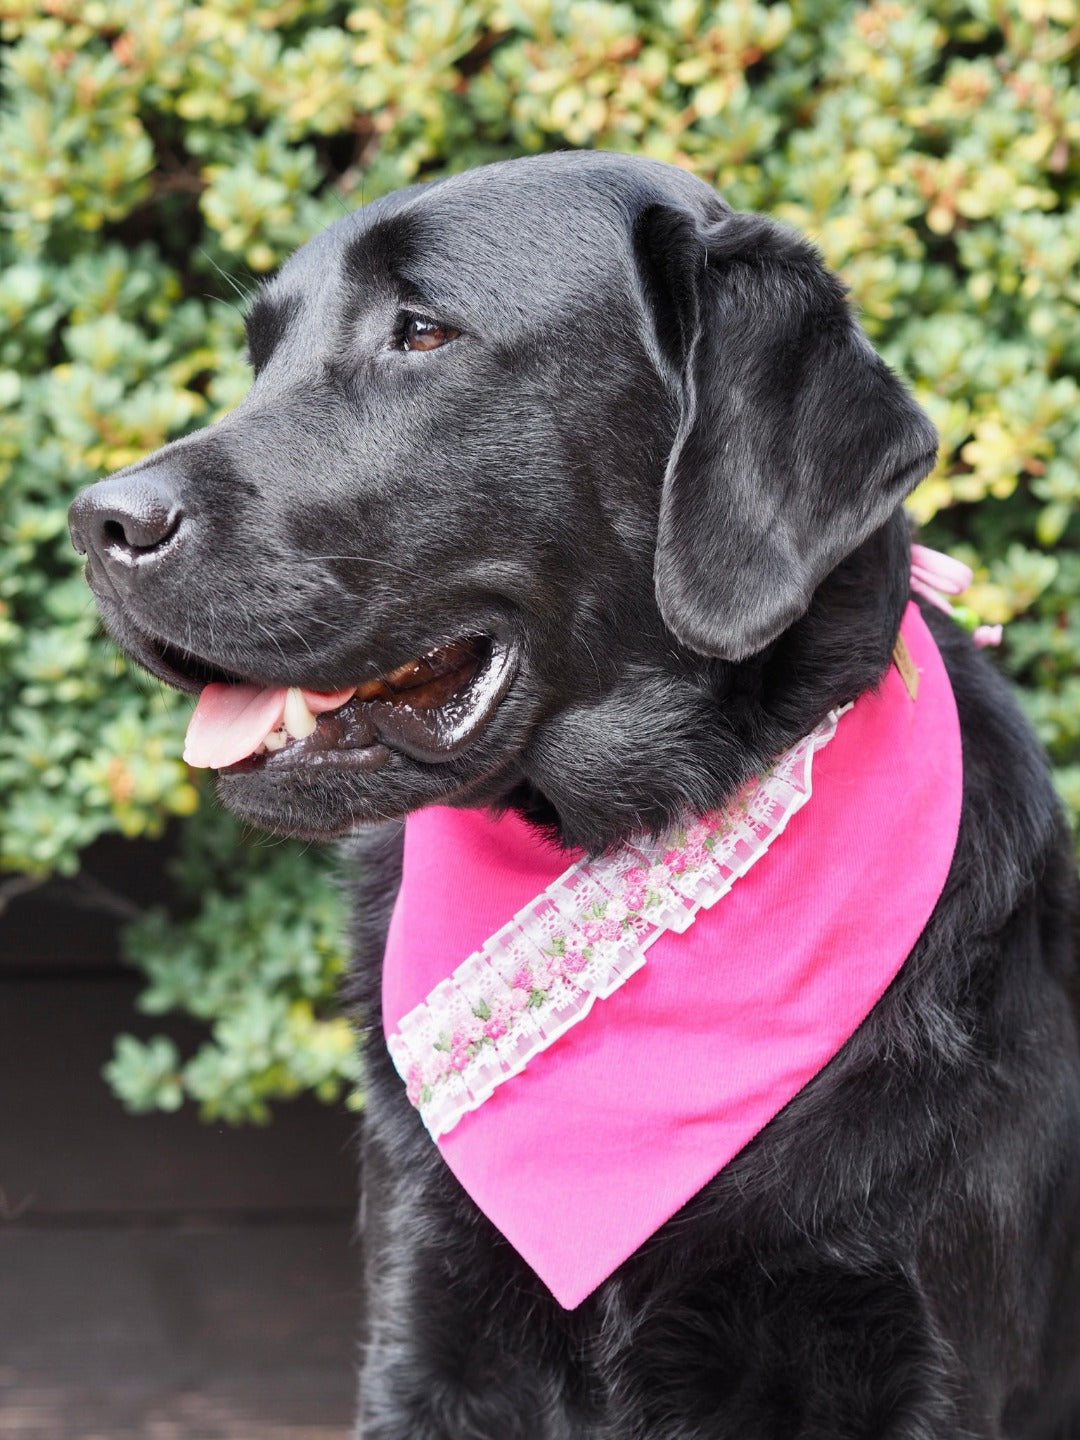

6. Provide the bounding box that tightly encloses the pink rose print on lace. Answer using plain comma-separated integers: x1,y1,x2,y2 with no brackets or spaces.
543,954,566,985
581,916,622,944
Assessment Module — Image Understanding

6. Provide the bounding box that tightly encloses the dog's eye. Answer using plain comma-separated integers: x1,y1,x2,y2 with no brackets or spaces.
400,315,460,352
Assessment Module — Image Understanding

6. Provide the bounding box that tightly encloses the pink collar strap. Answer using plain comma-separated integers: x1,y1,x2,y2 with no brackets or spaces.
382,603,962,1309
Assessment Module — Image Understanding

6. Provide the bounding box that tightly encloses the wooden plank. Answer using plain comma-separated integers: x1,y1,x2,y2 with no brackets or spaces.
0,1224,359,1439
0,835,368,1439
0,980,360,1216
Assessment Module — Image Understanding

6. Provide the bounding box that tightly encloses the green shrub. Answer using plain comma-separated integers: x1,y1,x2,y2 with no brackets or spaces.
105,803,362,1123
2,0,1077,1121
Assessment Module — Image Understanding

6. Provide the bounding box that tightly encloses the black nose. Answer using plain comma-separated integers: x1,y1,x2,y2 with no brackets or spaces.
69,466,183,566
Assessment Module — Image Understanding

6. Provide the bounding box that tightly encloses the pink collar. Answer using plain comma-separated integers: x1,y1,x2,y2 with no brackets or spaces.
382,603,962,1308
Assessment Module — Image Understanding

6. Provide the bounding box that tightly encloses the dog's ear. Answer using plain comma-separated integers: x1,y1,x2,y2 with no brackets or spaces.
635,205,937,661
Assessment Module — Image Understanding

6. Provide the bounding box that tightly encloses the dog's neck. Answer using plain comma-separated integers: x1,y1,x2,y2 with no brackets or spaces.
502,509,912,854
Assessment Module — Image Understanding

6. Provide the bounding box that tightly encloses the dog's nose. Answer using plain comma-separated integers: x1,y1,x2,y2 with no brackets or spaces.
69,466,184,567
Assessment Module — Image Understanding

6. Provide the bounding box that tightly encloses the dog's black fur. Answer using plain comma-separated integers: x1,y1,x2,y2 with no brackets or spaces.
69,151,1080,1438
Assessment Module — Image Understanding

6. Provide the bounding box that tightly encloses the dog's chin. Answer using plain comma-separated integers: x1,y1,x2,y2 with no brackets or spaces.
212,750,486,839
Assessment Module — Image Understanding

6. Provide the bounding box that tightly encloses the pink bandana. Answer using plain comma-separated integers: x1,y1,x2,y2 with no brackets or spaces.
382,603,962,1309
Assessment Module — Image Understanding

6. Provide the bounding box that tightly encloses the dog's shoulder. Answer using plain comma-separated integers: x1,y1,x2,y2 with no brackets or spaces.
931,606,1078,944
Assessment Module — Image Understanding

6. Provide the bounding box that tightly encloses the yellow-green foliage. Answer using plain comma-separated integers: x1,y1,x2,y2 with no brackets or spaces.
2,0,1077,1118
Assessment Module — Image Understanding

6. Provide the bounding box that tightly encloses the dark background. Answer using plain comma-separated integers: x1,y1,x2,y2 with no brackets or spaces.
0,835,361,1440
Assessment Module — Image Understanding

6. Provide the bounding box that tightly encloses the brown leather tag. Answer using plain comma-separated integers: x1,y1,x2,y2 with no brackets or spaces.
892,634,920,701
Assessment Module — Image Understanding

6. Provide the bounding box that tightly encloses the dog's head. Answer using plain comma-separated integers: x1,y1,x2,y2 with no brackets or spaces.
69,152,935,848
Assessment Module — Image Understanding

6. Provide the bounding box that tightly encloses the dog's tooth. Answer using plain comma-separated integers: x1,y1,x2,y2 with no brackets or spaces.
383,656,430,690
355,676,393,702
264,728,288,751
282,687,317,740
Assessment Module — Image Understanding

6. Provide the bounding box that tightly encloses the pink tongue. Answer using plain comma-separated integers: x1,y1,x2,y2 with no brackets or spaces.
183,683,356,770
184,684,287,769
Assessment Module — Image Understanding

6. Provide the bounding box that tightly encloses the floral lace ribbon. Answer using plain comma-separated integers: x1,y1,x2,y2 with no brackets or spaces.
387,703,851,1139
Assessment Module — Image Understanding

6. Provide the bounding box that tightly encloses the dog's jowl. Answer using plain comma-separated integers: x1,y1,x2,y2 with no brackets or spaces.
70,152,1080,1439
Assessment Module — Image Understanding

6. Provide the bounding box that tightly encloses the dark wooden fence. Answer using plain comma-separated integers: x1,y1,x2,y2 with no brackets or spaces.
0,835,361,1440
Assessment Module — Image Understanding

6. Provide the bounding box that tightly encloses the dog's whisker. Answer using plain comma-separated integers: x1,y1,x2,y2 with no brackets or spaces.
205,293,247,325
248,615,307,669
282,612,351,637
272,618,323,661
308,555,433,584
199,247,253,305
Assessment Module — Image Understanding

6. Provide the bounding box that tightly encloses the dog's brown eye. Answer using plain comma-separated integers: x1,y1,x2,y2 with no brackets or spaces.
402,316,460,352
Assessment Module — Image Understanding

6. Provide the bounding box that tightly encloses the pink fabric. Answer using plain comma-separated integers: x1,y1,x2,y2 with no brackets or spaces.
382,604,962,1309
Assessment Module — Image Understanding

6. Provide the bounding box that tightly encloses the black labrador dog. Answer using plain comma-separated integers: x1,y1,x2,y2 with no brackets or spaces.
69,151,1080,1439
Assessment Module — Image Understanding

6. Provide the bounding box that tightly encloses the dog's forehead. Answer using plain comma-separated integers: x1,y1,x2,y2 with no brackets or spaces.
286,178,627,326
261,154,726,337
404,163,636,274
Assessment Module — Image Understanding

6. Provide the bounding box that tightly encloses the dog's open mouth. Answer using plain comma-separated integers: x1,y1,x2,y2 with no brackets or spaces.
170,633,519,773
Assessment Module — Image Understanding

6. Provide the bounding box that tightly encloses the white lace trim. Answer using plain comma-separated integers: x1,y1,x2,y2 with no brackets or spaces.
388,705,851,1138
